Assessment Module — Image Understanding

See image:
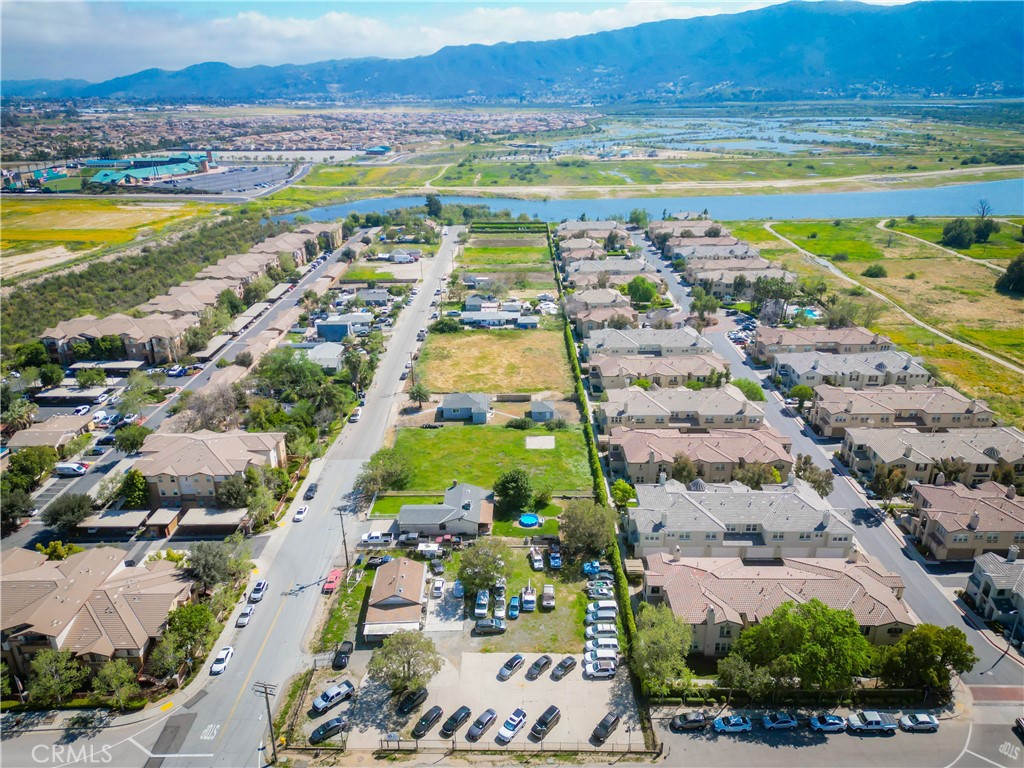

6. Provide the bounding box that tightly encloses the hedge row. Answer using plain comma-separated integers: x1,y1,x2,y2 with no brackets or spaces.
652,686,931,709
562,323,607,505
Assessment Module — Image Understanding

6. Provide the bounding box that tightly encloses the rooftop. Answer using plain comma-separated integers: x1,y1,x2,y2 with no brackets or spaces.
134,429,285,479
846,427,1024,466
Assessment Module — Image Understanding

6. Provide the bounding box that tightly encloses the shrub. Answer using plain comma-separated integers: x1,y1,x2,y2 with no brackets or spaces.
544,417,568,431
905,272,917,280
832,252,849,262
861,264,888,278
505,416,533,430
807,232,818,240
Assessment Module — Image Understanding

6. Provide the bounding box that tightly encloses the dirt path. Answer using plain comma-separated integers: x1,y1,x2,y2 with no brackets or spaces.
1,244,98,279
874,219,1006,274
763,222,1024,378
423,164,450,188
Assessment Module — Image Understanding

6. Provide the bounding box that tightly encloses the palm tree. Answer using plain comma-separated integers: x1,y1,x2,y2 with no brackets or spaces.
408,383,431,409
2,398,38,432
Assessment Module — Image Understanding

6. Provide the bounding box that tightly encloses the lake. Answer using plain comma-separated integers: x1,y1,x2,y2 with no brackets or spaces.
278,178,1024,223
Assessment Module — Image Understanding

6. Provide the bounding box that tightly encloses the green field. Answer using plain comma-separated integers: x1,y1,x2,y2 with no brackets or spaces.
771,220,891,262
460,246,550,266
891,218,1024,262
369,495,443,517
341,265,396,281
299,164,438,187
391,424,592,494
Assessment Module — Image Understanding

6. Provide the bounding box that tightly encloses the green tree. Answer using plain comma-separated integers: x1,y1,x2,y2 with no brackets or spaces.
408,382,431,409
690,287,720,325
559,499,614,556
119,469,150,508
494,468,533,514
242,275,273,305
935,456,969,483
878,624,978,695
672,453,698,484
869,464,907,511
42,494,92,532
10,445,58,485
187,542,231,592
628,208,650,229
715,655,776,703
733,463,781,490
429,317,462,334
732,599,876,692
995,254,1024,296
354,448,411,497
627,276,658,304
166,603,217,660
146,632,186,680
793,454,835,499
731,378,766,402
74,367,106,388
28,649,88,706
424,194,443,219
861,264,887,278
113,425,152,455
15,341,50,368
973,218,1000,243
35,540,85,560
610,479,635,510
92,658,141,711
631,603,693,696
216,474,250,509
941,217,975,249
39,363,64,388
367,631,443,696
457,538,512,595
2,397,39,432
2,489,34,535
1,661,11,698
788,384,815,410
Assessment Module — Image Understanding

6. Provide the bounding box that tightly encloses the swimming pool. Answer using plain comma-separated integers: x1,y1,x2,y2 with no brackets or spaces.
518,513,540,527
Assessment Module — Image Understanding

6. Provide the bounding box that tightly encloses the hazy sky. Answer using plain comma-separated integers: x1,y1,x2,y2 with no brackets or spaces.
2,0,915,82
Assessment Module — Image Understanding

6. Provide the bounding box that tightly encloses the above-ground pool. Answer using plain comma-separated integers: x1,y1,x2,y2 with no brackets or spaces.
519,513,540,527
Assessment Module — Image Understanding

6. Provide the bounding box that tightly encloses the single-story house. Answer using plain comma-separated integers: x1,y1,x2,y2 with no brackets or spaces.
516,316,540,329
306,342,345,372
438,393,491,424
363,557,427,640
529,401,557,422
460,311,520,328
465,294,499,313
397,482,494,536
356,289,391,306
315,313,373,342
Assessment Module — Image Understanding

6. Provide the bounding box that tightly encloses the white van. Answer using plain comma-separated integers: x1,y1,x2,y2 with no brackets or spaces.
586,600,619,613
584,649,619,664
54,462,87,477
584,637,620,653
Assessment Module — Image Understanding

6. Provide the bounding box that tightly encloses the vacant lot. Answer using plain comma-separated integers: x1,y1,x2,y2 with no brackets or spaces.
467,234,548,249
892,217,1024,263
391,424,592,493
460,246,550,267
341,264,396,281
418,329,573,393
298,164,438,187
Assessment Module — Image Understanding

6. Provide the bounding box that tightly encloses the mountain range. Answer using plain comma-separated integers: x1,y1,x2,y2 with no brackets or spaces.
4,1,1022,102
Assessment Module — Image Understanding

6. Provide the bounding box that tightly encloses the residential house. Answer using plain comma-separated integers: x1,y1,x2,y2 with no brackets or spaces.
465,294,500,312
566,288,630,312
250,231,314,266
438,393,491,424
963,548,1024,643
555,220,630,244
588,353,729,392
689,267,796,300
772,350,931,390
908,481,1024,561
672,243,759,261
608,426,794,484
568,272,665,291
841,427,1024,486
363,557,427,639
41,313,197,365
315,313,373,342
397,482,494,537
643,308,689,329
305,342,345,372
583,328,713,359
647,220,728,241
516,316,540,329
574,306,640,337
752,326,893,364
460,311,521,328
6,413,94,453
0,547,193,678
626,476,853,558
356,288,391,306
528,401,557,422
808,385,994,438
596,384,765,434
134,430,287,508
642,551,913,655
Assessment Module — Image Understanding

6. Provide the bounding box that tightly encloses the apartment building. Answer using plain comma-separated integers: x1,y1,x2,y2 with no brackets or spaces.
596,384,765,434
963,548,1024,643
588,353,729,392
566,258,657,278
574,307,640,337
808,385,994,438
909,481,1024,561
583,327,713,359
682,257,772,282
689,266,797,300
647,220,728,240
565,288,631,312
772,350,931,390
753,326,893,363
41,312,197,365
555,220,630,243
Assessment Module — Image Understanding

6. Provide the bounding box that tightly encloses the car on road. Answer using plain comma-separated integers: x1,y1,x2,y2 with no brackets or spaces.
551,656,577,681
497,708,527,743
762,713,799,730
507,595,520,619
474,590,490,618
400,371,409,380
713,715,752,733
313,681,355,713
93,393,109,404
531,705,562,740
96,434,116,446
412,706,443,739
431,578,446,599
74,405,91,416
210,646,233,675
899,714,940,732
332,641,354,670
670,711,710,731
396,687,428,715
498,654,525,681
310,717,347,744
440,706,472,738
474,618,506,635
304,483,319,500
809,714,847,733
526,655,552,680
236,605,255,627
292,505,308,522
249,579,269,602
349,407,362,422
467,708,497,741
592,712,621,743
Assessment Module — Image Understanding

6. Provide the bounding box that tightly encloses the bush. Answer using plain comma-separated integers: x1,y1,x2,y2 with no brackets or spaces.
808,232,818,240
832,252,849,262
732,378,766,402
861,264,887,278
505,417,533,430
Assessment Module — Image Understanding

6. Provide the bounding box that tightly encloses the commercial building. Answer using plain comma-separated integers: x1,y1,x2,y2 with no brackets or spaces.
908,481,1024,561
597,384,765,434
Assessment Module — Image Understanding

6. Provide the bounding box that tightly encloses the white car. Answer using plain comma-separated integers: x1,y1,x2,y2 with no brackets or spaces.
236,605,255,627
584,638,620,653
496,708,527,743
210,646,234,674
73,405,91,416
584,660,617,679
431,578,446,599
293,505,309,522
585,624,618,639
494,597,507,619
899,714,939,732
93,393,109,404
713,715,752,733
349,408,362,422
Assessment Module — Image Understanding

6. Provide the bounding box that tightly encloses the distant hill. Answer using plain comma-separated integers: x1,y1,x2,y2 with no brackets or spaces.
4,1,1021,102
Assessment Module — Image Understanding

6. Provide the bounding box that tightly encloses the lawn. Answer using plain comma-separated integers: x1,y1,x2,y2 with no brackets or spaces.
342,264,396,281
317,571,371,651
467,235,549,249
460,246,550,266
417,328,573,393
490,502,561,537
370,494,443,518
391,424,592,494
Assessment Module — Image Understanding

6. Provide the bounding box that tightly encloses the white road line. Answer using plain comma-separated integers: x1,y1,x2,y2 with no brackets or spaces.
127,736,215,759
965,749,1010,768
943,723,973,768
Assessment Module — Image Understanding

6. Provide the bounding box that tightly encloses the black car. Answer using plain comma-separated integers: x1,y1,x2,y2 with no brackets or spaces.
439,706,472,738
670,711,710,731
333,640,354,670
526,655,552,681
530,705,561,740
364,556,393,570
396,687,428,716
96,434,116,446
310,717,347,744
411,706,443,739
551,656,577,681
467,708,497,741
592,712,621,743
498,654,525,681
304,482,319,500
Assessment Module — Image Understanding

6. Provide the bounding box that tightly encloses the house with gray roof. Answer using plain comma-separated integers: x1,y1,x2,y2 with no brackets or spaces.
772,350,931,390
964,548,1024,644
397,482,495,537
438,393,491,424
356,288,391,306
528,401,557,422
583,327,713,359
305,342,345,372
460,311,520,328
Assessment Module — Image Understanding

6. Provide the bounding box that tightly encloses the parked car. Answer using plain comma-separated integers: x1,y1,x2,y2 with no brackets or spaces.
210,646,233,675
526,655,552,680
96,434,116,446
498,654,525,681
474,590,490,618
585,609,619,624
492,597,505,619
592,712,621,743
332,641,354,670
529,550,544,571
431,578,446,599
364,555,393,570
249,579,268,602
585,580,613,591
548,551,562,569
474,618,506,635
467,708,497,741
497,708,527,743
531,705,562,740
899,714,940,732
313,681,355,713
440,706,472,738
74,405,91,416
411,706,443,739
588,587,614,599
507,595,520,619
809,714,847,733
551,656,577,681
585,623,618,639
584,660,617,679
452,580,464,598
584,637,620,653
310,717,347,744
292,505,308,522
396,687,428,715
670,711,709,731
713,715,752,733
236,605,255,627
762,713,799,731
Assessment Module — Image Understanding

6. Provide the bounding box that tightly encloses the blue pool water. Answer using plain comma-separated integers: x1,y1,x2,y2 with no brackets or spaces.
519,513,540,528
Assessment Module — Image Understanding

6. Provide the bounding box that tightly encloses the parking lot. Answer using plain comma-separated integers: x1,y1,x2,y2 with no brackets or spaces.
149,164,291,194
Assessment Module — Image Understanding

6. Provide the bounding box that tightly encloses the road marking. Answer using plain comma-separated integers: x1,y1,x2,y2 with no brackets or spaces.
966,748,1011,768
160,702,174,711
200,723,220,740
127,736,215,759
943,723,973,768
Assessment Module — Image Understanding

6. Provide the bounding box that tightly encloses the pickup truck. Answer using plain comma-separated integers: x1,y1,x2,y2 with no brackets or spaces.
846,711,898,733
541,584,555,610
521,585,537,612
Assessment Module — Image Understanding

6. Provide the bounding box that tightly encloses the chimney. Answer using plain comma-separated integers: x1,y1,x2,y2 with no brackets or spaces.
1008,485,1017,500
786,471,796,487
822,509,833,527
661,510,669,528
707,606,716,627
672,545,681,562
1008,546,1019,563
968,511,980,530
658,470,668,486
934,472,946,487
903,445,913,459
846,400,854,413
848,547,861,563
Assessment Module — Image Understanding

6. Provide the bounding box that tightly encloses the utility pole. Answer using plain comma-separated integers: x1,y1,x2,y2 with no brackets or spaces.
409,352,416,386
337,505,351,571
252,682,278,764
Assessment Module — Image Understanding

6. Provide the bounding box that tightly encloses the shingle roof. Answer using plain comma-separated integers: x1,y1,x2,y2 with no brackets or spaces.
757,326,890,348
441,393,491,412
42,313,197,343
590,353,729,380
847,427,1024,466
916,481,1024,534
134,429,285,478
398,483,493,527
813,385,992,418
973,552,1024,591
774,350,928,379
611,426,792,468
586,327,712,354
601,384,762,422
365,557,426,628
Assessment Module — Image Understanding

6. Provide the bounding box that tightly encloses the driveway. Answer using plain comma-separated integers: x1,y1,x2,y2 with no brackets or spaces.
424,590,467,632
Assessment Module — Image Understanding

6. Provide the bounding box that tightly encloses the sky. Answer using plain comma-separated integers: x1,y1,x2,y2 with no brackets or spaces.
2,0,916,82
